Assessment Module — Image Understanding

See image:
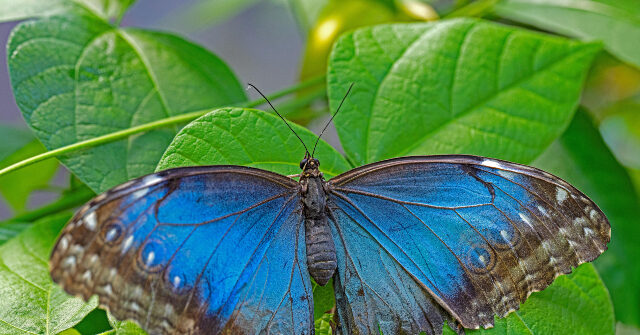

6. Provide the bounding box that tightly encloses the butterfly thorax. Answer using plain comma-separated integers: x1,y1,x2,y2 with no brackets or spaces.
300,158,337,286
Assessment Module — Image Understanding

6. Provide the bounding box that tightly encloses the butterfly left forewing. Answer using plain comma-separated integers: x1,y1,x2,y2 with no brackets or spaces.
327,155,609,333
50,166,313,335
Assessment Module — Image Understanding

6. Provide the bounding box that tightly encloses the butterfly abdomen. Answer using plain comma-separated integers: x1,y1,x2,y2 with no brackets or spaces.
305,215,337,286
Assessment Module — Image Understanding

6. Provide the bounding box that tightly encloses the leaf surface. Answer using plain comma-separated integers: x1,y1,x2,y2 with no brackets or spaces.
8,7,246,193
0,213,98,334
157,108,351,177
0,0,136,22
327,18,600,166
494,0,640,68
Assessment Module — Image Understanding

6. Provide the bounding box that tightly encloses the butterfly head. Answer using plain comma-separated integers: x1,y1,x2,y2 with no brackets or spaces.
300,157,321,177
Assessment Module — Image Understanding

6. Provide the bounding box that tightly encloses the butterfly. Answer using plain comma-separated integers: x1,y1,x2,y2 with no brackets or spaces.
49,87,610,334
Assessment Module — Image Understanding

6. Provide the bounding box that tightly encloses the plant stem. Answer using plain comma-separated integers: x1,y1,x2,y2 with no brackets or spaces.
0,75,326,178
444,0,501,18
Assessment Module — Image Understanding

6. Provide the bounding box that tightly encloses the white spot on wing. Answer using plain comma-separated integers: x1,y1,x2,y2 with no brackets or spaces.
173,276,181,287
574,217,586,226
481,159,503,169
556,187,568,204
82,270,92,282
589,209,598,220
59,236,69,251
141,175,164,188
478,255,486,264
106,228,118,241
519,213,533,228
145,251,155,266
130,302,141,312
88,254,98,264
537,205,548,216
62,256,76,269
131,188,149,200
583,227,594,236
85,211,97,231
500,230,510,240
122,235,134,253
103,284,113,296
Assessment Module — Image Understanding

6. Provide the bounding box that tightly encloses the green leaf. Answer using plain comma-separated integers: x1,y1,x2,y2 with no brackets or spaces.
327,18,600,166
494,0,640,68
157,108,351,177
8,7,246,193
534,110,640,326
0,126,58,213
0,0,136,23
313,279,335,320
0,221,31,246
314,312,333,335
0,212,98,334
98,312,146,335
443,264,614,334
73,308,111,334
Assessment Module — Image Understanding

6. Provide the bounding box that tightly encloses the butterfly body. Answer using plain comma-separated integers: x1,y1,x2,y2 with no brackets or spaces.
50,155,610,335
300,157,337,287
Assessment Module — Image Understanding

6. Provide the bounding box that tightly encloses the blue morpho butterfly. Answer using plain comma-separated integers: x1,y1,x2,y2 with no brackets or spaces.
50,84,610,335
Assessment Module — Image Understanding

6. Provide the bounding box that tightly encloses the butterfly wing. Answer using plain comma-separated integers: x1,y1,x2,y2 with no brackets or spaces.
327,155,610,333
50,166,313,335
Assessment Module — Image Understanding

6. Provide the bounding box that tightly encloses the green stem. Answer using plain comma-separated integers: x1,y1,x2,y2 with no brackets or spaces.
0,75,326,178
4,187,95,223
444,0,502,18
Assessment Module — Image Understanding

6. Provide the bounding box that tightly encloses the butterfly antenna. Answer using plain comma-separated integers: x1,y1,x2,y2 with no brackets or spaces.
247,83,310,156
311,83,354,157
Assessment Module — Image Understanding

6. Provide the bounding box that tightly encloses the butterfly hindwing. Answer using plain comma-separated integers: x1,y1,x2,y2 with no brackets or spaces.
327,155,610,333
50,166,313,335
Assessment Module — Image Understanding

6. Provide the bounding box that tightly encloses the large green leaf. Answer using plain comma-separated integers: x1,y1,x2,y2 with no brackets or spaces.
0,0,136,23
494,0,640,68
0,126,58,213
8,6,246,193
327,18,600,166
157,107,351,176
443,264,614,334
534,110,640,326
0,212,98,334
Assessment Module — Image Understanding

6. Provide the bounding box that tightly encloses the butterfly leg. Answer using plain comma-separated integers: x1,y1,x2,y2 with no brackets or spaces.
287,173,301,178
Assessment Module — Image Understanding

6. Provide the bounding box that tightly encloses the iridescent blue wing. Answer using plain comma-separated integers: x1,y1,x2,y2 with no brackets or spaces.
327,155,610,334
50,166,313,335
